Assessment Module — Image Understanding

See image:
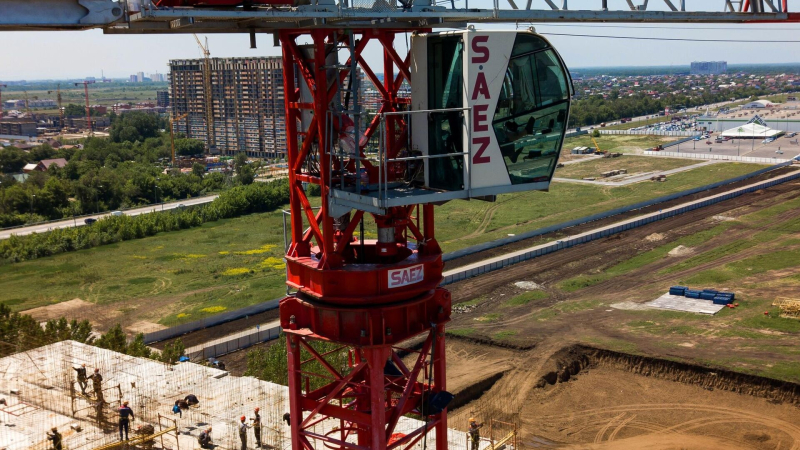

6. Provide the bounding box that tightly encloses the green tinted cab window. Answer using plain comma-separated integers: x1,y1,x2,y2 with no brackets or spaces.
510,33,549,57
427,36,465,191
493,35,570,185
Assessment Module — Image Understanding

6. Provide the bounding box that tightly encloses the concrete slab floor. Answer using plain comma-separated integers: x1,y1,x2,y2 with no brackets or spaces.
0,341,479,450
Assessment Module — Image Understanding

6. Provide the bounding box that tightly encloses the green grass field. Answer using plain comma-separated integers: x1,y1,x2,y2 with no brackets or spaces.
563,133,672,154
6,83,168,114
0,212,290,327
435,162,764,252
555,156,696,180
0,161,770,327
603,116,665,131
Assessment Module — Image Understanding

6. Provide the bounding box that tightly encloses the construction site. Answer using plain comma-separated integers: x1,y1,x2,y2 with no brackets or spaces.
3,1,800,450
169,56,286,159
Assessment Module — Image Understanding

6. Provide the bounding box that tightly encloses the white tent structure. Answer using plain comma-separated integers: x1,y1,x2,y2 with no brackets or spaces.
720,122,782,140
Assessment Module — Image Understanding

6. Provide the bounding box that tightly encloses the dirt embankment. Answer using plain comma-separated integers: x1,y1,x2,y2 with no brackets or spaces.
536,345,800,407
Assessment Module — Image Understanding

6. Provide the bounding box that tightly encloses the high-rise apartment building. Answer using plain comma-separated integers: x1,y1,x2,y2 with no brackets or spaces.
690,61,727,75
156,90,170,108
169,57,286,158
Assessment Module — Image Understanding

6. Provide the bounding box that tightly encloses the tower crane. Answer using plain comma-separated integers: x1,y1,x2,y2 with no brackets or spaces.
170,112,190,167
48,84,65,133
73,80,96,134
22,90,38,117
193,33,215,155
0,84,6,120
1,2,799,450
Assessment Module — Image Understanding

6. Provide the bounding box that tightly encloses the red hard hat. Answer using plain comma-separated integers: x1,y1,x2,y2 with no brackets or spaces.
254,407,260,412
241,416,246,421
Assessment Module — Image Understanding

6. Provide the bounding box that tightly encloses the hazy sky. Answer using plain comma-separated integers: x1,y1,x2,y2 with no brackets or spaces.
2,0,800,80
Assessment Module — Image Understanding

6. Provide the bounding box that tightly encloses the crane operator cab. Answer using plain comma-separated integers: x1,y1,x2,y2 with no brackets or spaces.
329,28,573,214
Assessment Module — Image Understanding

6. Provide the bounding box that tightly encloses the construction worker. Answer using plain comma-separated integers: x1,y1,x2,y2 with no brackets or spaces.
73,363,88,394
172,400,182,418
238,415,250,450
46,427,63,450
468,418,483,450
118,401,135,441
184,394,199,406
198,426,213,448
252,407,262,448
88,368,103,402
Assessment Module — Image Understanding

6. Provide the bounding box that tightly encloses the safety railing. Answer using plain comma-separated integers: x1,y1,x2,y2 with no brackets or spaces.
376,106,472,206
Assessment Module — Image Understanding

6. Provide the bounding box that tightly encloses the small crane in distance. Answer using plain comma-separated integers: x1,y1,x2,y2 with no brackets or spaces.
48,84,65,133
170,112,190,167
0,84,7,120
74,80,96,134
193,33,215,154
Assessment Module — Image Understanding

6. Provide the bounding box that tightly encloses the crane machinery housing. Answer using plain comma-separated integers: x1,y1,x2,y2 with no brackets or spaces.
0,1,797,450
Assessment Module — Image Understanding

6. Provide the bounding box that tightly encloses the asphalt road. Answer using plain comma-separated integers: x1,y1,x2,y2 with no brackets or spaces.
0,194,219,240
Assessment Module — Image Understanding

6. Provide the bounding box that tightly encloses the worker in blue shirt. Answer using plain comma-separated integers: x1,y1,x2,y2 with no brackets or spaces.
118,401,135,441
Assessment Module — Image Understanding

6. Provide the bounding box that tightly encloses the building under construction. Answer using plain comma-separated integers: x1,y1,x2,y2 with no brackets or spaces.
0,340,474,450
169,57,286,159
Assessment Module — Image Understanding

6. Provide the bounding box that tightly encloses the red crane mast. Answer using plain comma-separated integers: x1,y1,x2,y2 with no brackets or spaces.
74,80,96,133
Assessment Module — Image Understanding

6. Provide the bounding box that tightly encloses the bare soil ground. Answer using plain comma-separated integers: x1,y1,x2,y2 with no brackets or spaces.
446,343,800,450
153,167,800,449
436,175,800,448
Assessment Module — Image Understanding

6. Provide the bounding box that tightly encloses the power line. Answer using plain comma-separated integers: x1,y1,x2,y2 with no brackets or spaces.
531,23,800,31
537,32,800,42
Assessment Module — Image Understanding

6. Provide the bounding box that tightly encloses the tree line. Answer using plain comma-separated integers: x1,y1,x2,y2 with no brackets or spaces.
0,178,290,264
568,86,774,128
0,303,185,363
0,112,243,228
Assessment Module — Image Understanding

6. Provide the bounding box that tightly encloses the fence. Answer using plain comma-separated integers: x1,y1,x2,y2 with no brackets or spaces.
143,298,280,343
444,161,789,262
442,167,800,285
184,325,282,360
643,150,790,164
599,129,700,137
146,163,795,350
662,136,698,149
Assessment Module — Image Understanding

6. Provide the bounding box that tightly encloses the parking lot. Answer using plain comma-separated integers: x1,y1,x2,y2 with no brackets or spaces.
669,132,800,160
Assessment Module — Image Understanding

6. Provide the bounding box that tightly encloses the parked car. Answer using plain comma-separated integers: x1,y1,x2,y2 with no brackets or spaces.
84,218,97,225
111,211,124,217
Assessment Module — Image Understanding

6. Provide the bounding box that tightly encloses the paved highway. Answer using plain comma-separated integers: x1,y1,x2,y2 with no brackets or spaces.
0,194,219,240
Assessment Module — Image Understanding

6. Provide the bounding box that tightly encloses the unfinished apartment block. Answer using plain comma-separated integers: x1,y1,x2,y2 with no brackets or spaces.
0,341,476,450
169,57,286,159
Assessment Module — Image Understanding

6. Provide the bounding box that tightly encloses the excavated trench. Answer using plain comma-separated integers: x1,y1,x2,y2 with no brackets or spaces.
451,344,800,414
538,345,800,406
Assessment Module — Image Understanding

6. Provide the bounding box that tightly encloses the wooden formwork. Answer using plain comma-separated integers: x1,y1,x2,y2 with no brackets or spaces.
773,297,800,319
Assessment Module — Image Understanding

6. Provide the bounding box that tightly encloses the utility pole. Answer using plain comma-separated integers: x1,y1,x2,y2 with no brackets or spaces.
0,84,7,120
74,80,96,134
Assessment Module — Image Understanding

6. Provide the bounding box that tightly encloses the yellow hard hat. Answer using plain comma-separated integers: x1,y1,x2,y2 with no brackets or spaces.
469,418,476,423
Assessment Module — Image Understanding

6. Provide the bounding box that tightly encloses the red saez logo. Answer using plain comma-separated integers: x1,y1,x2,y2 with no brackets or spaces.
471,35,491,165
388,264,425,288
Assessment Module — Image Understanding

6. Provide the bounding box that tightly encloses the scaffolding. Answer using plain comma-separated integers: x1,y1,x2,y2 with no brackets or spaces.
0,341,472,450
773,297,800,319
463,419,518,450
